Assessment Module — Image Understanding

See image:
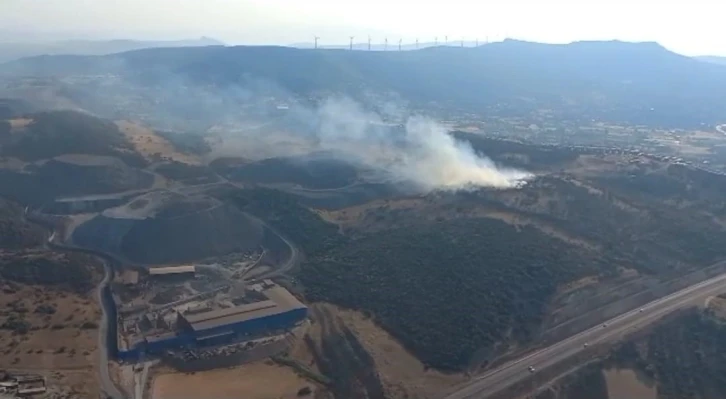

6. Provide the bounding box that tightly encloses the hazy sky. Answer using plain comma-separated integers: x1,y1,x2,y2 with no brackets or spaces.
0,0,723,55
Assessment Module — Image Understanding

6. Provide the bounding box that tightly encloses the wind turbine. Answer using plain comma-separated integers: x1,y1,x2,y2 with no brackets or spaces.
476,38,479,47
384,37,388,51
445,35,448,45
416,38,419,49
461,37,464,47
314,36,319,49
398,38,402,51
368,35,372,51
435,36,438,46
349,36,355,50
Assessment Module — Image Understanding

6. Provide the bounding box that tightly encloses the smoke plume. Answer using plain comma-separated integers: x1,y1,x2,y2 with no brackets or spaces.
0,59,532,191
304,97,532,191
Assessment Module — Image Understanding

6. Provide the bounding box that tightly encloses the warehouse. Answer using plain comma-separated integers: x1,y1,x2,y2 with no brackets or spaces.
177,284,307,339
116,283,307,361
148,265,196,276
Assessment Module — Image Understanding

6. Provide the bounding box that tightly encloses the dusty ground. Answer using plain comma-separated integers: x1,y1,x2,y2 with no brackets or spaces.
0,283,100,398
0,157,28,170
316,197,427,228
304,303,465,399
604,368,656,399
706,295,726,319
151,362,314,399
116,120,202,165
8,117,33,129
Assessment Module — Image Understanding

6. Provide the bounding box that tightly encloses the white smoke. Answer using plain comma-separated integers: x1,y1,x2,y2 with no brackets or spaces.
313,97,532,191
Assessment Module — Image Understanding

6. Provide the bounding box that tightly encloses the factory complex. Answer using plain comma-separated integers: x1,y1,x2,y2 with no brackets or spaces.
113,257,308,362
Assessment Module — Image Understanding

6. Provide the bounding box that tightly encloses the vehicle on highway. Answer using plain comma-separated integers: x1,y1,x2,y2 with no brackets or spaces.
528,366,535,373
583,343,588,348
639,308,644,312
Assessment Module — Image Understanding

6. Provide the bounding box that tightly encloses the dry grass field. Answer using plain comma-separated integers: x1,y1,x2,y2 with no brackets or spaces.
151,362,315,399
0,282,100,398
116,120,202,164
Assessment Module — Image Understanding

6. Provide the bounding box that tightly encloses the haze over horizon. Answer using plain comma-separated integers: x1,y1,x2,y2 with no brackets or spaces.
0,0,724,57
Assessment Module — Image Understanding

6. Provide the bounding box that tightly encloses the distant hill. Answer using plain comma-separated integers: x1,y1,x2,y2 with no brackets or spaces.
3,39,726,128
0,110,153,205
289,40,481,51
695,55,726,65
0,110,144,165
0,36,223,63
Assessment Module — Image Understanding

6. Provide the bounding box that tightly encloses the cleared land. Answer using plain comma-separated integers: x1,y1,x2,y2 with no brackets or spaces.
311,303,465,398
604,368,655,399
8,117,32,129
117,120,202,164
0,283,100,398
151,362,314,399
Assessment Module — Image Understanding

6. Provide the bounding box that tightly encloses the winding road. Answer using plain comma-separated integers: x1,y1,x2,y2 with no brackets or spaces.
94,257,126,399
244,211,301,280
443,267,726,399
26,208,127,399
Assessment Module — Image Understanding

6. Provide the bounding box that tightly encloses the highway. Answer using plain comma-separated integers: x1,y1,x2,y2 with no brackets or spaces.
444,271,726,399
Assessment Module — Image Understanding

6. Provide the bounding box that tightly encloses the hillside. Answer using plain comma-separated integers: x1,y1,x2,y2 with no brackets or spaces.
301,218,608,371
0,37,223,63
221,186,613,371
209,138,726,374
3,40,726,127
71,193,265,264
0,98,35,119
214,154,360,189
0,155,154,206
0,110,161,205
695,55,726,65
0,197,43,249
0,110,144,165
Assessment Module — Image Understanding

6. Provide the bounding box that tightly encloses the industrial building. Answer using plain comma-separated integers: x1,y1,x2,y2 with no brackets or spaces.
117,282,307,360
148,265,196,276
178,285,306,339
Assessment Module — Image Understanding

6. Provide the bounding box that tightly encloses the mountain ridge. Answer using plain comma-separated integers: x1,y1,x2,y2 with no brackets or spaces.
2,39,726,128
0,36,224,63
696,55,726,65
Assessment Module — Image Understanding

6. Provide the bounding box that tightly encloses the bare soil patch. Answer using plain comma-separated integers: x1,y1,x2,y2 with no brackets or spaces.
8,117,33,130
604,368,655,399
151,362,314,399
0,157,28,170
117,120,201,165
707,296,726,319
310,303,465,399
0,283,100,397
